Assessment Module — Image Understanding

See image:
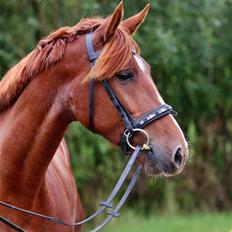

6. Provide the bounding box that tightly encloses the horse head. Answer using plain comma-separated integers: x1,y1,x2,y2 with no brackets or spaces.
67,2,189,177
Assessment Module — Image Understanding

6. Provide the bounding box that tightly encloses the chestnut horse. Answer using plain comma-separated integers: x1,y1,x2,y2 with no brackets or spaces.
0,2,189,231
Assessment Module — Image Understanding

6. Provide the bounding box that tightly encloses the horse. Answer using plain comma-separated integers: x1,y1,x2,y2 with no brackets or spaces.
0,2,189,231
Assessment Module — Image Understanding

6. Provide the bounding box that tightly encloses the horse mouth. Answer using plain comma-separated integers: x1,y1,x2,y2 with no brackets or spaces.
143,150,162,176
143,149,186,177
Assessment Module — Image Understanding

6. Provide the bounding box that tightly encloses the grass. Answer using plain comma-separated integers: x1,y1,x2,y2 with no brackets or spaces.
86,211,232,232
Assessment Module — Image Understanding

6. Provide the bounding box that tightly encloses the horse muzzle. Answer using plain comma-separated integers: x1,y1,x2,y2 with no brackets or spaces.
144,144,188,177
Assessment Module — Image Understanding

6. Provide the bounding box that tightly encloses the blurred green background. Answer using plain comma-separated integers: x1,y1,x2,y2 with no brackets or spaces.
0,0,232,231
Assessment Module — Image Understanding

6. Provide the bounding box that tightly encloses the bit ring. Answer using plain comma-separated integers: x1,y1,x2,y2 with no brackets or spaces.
125,128,150,150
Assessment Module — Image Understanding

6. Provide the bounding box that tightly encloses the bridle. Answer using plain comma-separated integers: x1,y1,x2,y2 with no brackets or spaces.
0,31,177,232
86,31,177,154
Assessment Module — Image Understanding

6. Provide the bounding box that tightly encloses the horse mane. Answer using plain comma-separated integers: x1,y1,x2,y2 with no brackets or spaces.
0,17,139,112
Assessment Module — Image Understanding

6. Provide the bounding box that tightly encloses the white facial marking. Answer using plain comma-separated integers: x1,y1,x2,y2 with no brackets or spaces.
134,53,165,104
157,93,165,104
134,55,146,73
146,75,165,104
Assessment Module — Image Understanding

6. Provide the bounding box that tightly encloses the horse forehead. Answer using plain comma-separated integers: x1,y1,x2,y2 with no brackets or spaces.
133,54,146,73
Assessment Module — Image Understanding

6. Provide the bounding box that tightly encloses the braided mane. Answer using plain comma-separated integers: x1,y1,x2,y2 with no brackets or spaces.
0,17,139,112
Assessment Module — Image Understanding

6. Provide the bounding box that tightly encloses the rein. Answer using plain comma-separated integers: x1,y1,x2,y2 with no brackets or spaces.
0,31,177,231
0,146,143,232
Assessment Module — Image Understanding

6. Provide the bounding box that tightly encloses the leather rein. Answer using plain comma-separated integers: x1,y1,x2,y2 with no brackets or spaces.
0,31,177,232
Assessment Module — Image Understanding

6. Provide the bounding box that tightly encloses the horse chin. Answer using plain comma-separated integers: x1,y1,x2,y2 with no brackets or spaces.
144,163,182,177
144,161,162,177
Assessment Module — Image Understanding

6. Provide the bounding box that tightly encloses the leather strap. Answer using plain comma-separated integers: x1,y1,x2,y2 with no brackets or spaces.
0,146,143,231
134,104,177,129
86,32,100,132
102,80,134,133
91,164,143,232
103,80,177,132
86,32,100,62
89,79,95,131
0,217,26,232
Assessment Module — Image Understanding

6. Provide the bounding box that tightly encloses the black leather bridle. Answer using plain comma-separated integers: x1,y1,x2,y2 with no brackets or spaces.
0,31,177,232
86,31,177,154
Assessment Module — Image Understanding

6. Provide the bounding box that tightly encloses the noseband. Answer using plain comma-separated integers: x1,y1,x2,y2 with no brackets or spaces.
86,31,177,154
0,31,177,232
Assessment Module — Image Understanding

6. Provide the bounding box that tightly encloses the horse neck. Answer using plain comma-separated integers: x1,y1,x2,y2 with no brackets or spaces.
0,65,74,203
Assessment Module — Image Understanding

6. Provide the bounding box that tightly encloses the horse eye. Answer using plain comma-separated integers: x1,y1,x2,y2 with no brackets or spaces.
116,70,135,83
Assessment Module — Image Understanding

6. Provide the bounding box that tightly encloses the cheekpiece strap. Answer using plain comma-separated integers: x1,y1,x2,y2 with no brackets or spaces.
86,31,100,132
102,80,134,133
86,31,100,64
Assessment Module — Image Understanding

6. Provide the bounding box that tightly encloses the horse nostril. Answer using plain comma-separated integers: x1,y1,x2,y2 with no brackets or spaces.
172,147,183,168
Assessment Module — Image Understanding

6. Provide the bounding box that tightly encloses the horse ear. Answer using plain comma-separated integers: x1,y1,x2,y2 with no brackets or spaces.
121,4,150,35
96,1,124,42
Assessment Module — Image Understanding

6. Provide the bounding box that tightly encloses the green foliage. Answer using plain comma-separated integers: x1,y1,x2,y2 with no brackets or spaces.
0,0,231,215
